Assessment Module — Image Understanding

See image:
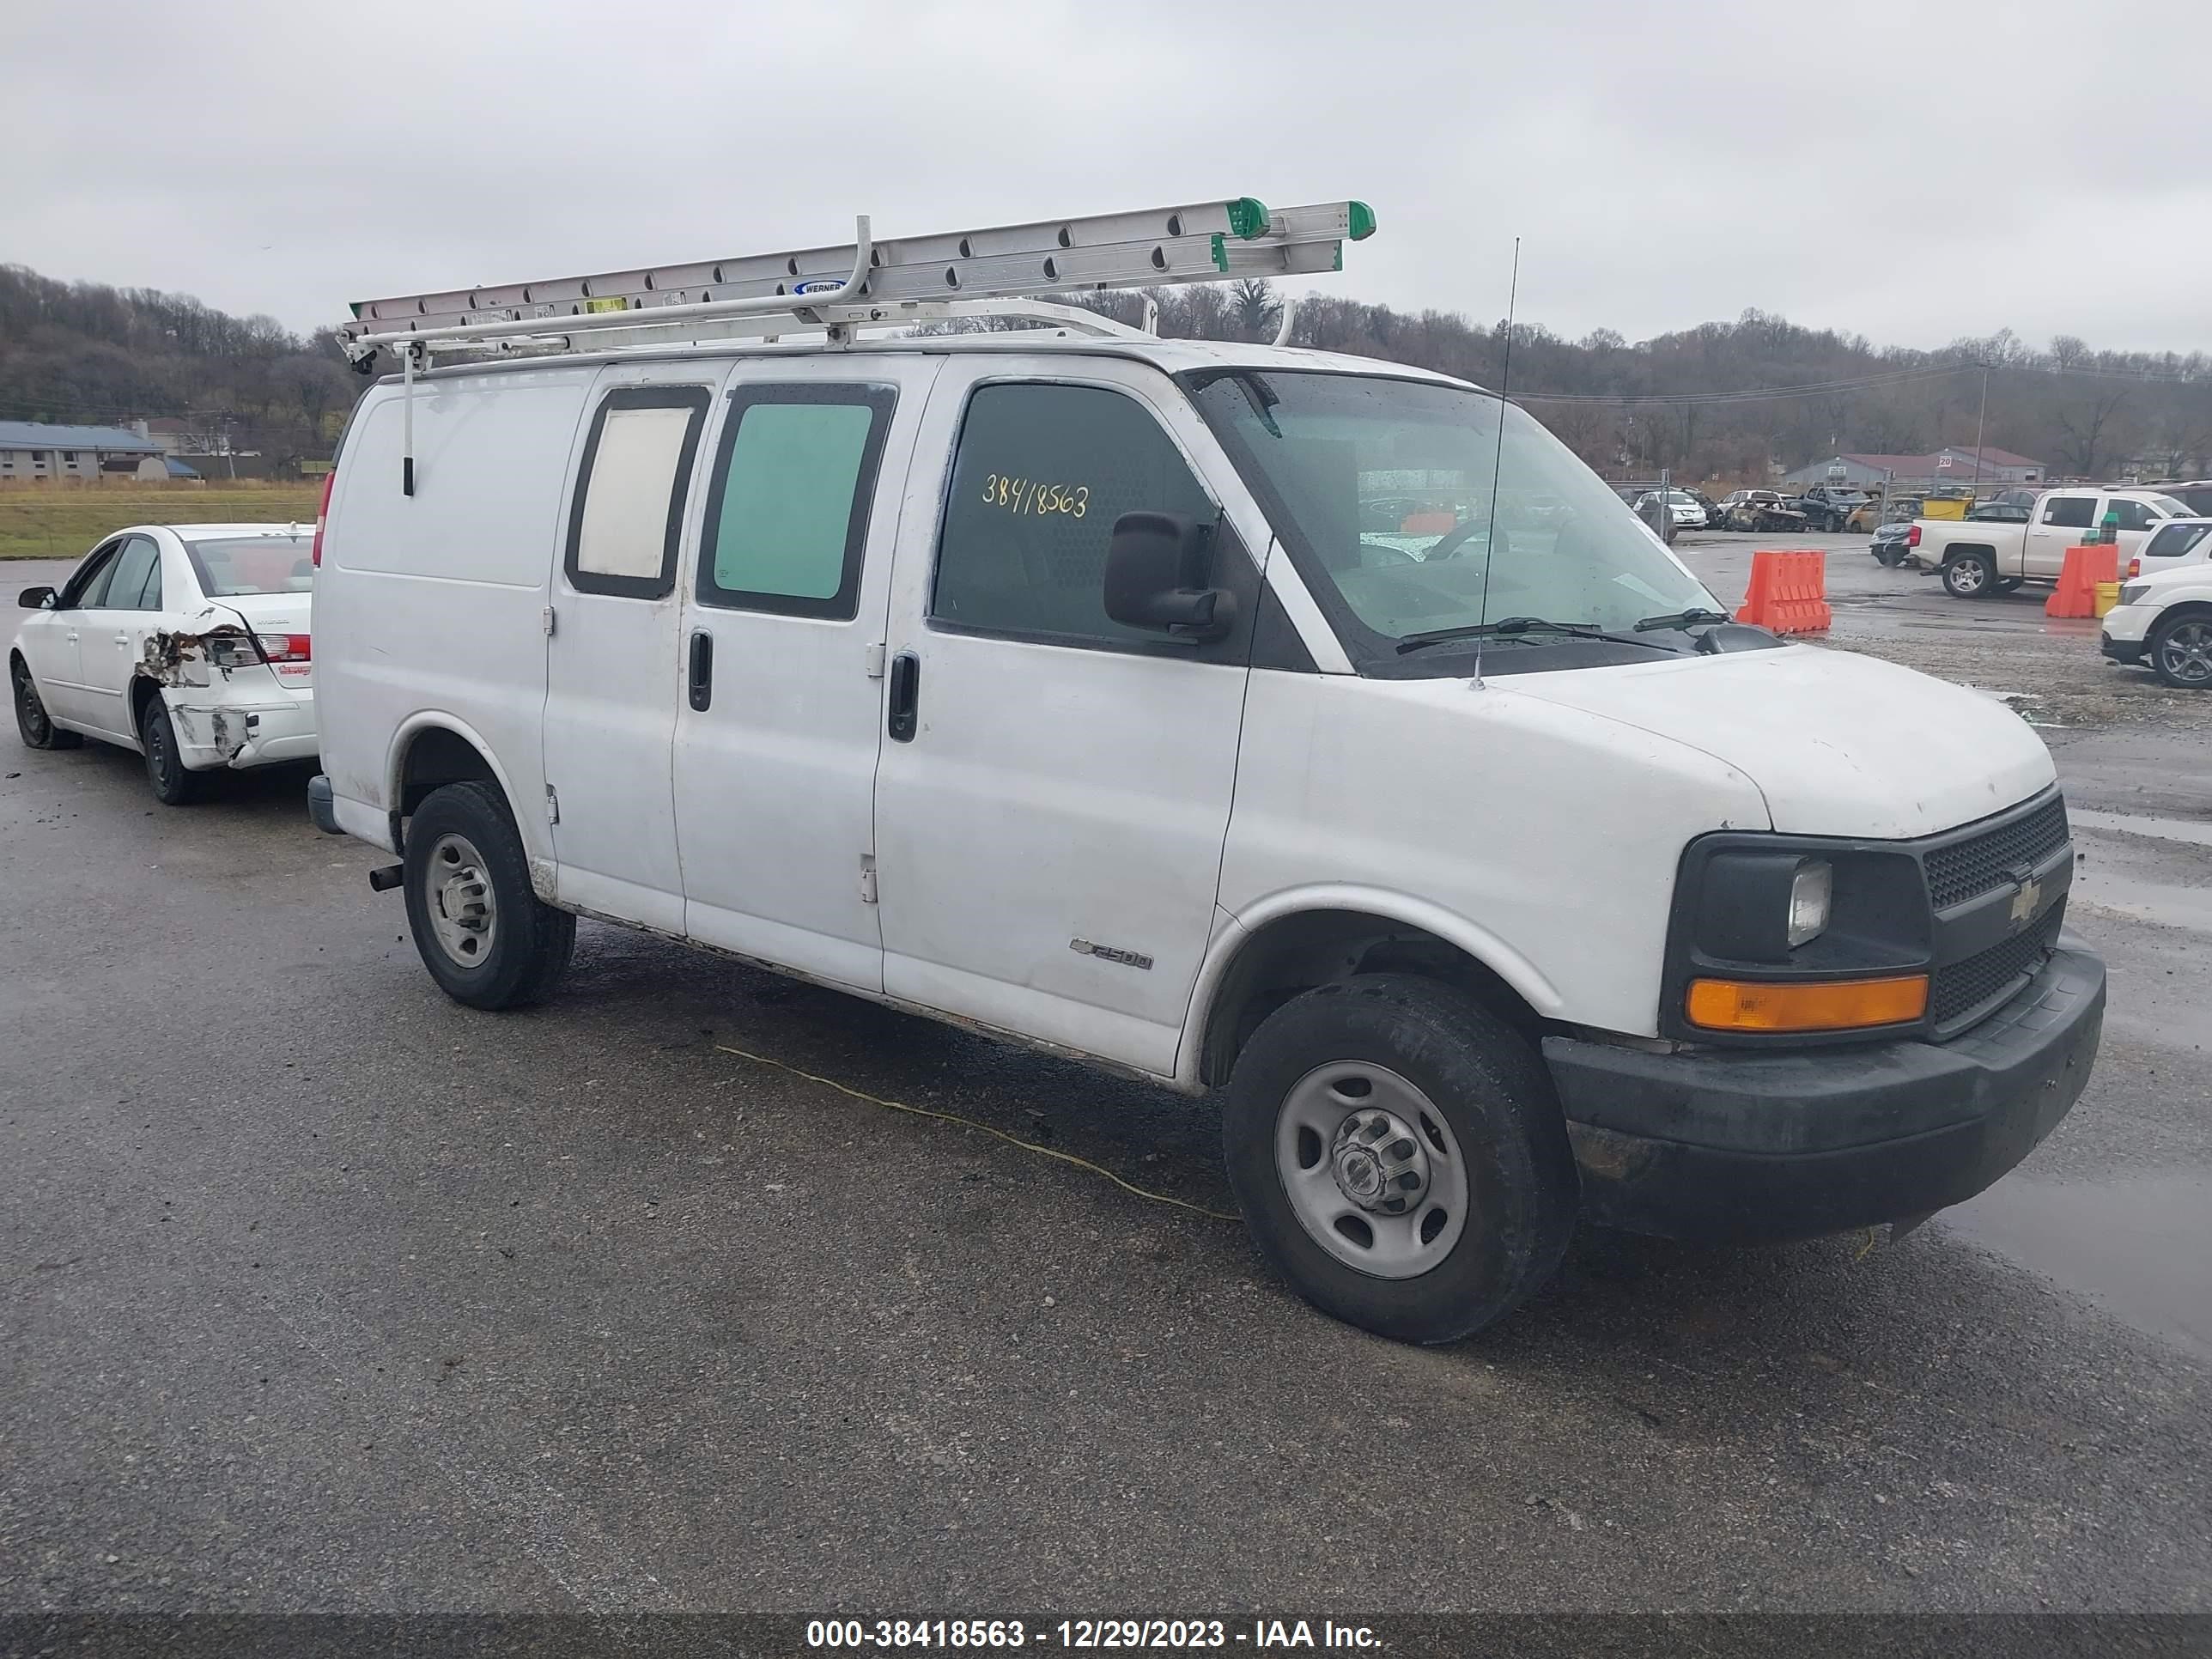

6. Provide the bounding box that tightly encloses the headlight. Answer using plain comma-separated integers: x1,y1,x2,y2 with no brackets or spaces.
1787,859,1832,947
2119,582,2150,606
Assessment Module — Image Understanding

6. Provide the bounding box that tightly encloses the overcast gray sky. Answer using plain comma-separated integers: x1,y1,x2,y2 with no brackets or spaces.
9,0,2209,356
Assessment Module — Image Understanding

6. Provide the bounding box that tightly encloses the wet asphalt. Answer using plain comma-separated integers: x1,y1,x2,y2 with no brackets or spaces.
3,551,2210,1615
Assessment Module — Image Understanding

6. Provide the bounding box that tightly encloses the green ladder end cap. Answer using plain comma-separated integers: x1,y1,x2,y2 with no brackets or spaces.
1227,197,1272,240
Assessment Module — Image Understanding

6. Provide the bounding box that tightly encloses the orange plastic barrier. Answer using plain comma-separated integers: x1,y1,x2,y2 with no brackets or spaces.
1400,511,1457,535
1734,549,1832,635
2045,544,2119,618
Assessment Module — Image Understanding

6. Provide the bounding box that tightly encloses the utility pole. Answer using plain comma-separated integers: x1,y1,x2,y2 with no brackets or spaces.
1970,362,1990,497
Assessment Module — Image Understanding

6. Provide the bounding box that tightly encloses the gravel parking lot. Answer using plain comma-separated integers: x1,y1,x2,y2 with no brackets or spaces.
4,546,2209,1620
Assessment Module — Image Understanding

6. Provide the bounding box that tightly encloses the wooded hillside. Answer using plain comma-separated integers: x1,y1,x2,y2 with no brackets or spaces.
4,262,2207,486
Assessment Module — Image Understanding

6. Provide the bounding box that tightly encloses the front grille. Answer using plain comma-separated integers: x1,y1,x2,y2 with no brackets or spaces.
1930,907,2063,1027
1924,795,2070,910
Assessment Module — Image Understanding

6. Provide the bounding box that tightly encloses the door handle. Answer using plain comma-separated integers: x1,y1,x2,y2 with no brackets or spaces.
113,632,131,646
688,629,713,712
887,651,920,743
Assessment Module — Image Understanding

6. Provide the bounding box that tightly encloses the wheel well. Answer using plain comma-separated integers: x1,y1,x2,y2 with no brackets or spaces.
2151,600,2212,627
397,726,500,822
1942,544,1997,562
128,675,161,726
1199,910,1542,1088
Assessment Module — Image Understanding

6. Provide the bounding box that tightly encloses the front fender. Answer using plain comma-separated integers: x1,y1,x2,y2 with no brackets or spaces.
1172,884,1567,1091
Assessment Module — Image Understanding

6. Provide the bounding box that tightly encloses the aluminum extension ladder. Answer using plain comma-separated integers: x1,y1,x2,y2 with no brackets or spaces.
338,196,1376,367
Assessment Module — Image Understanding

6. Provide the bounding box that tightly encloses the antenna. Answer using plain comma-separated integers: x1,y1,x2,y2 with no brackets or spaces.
1471,237,1522,686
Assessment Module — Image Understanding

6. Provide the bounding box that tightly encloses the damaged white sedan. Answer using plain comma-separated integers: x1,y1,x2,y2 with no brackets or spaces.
11,523,315,804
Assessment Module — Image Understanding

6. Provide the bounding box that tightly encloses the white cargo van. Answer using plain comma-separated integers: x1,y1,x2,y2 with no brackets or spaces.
308,201,2104,1342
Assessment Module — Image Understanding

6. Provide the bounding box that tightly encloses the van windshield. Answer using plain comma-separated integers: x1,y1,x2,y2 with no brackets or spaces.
1186,371,1718,671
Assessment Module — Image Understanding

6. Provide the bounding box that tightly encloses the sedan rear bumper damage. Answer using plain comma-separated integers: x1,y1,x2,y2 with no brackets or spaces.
167,691,318,770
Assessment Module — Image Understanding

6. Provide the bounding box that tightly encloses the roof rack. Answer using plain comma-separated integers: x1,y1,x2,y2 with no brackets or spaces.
339,196,1375,369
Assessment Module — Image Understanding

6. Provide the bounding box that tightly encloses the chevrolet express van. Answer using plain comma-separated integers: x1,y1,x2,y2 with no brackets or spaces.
309,324,2103,1343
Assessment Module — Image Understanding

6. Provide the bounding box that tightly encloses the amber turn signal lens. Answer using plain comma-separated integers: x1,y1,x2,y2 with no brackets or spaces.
1686,975,1929,1033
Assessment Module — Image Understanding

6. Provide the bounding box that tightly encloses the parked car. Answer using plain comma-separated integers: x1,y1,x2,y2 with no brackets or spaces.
1792,484,1874,532
2125,516,2212,580
2144,481,2212,518
309,258,2102,1346
1714,489,1808,533
2101,559,2212,688
1633,489,1708,531
12,524,315,803
1912,486,2195,598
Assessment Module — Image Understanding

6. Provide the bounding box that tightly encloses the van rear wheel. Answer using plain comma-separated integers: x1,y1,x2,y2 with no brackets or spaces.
1223,975,1577,1345
404,781,574,1009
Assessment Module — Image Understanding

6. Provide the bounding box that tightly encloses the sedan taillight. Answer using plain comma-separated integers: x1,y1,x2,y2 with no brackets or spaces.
256,633,312,663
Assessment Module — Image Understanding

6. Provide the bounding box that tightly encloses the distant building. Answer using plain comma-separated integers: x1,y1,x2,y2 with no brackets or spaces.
0,420,166,483
1784,447,2045,490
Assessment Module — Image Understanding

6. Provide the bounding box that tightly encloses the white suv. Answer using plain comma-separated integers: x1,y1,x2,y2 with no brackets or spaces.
2102,553,2212,689
307,329,2105,1342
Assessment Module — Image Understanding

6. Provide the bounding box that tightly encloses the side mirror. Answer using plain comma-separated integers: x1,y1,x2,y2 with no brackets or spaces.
18,586,56,610
1103,512,1236,641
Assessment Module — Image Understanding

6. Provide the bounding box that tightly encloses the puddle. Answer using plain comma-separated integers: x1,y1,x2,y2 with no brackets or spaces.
2069,809,2212,849
1942,1171,2212,1361
2071,866,2212,933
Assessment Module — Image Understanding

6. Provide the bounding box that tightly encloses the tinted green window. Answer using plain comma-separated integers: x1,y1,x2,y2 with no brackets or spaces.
699,386,896,619
933,383,1215,644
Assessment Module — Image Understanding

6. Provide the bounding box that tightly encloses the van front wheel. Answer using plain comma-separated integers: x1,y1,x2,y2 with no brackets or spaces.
403,781,575,1010
1223,975,1577,1345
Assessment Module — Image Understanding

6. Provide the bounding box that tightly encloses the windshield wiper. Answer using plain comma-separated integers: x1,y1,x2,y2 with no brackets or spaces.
1632,606,1733,632
1395,616,1677,655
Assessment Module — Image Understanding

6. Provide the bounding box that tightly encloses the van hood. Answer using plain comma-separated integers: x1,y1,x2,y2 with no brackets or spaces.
1500,644,2055,838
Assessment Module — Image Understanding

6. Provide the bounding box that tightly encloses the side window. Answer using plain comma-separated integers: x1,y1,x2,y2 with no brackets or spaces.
565,386,711,599
101,537,161,611
2042,496,2096,530
697,384,896,619
60,541,125,609
2106,498,2158,532
2145,523,2211,560
933,382,1216,646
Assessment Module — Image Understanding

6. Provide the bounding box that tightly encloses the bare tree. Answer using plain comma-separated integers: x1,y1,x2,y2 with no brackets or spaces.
2055,392,2130,477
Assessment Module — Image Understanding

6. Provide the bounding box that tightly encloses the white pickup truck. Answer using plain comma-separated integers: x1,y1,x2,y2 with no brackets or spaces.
1913,484,2196,598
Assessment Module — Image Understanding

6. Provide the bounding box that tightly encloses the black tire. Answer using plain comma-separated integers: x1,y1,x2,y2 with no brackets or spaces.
2148,611,2212,691
1222,974,1577,1345
12,655,82,750
1993,576,2024,595
138,696,208,805
1942,552,1996,599
403,780,575,1009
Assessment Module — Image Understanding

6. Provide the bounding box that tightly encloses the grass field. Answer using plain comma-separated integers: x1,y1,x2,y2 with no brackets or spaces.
0,482,325,560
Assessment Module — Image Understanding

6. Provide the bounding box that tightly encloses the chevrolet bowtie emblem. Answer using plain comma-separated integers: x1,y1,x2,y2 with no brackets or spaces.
2009,878,2043,927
